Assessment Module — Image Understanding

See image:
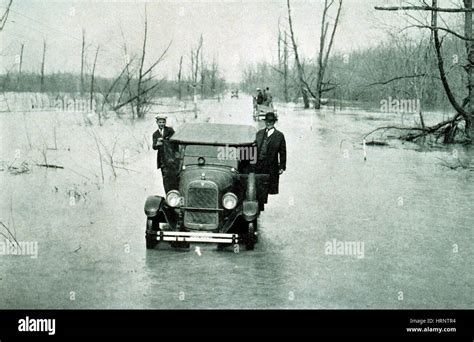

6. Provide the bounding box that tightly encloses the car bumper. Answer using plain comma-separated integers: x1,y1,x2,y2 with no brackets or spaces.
149,231,239,244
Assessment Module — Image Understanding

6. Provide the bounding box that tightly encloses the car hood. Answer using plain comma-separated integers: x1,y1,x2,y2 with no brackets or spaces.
179,165,238,193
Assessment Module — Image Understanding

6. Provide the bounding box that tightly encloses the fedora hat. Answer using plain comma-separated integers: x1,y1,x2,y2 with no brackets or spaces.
264,112,278,122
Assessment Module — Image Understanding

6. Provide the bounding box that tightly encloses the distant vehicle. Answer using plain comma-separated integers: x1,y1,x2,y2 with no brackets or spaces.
231,89,239,98
253,97,277,121
144,123,270,250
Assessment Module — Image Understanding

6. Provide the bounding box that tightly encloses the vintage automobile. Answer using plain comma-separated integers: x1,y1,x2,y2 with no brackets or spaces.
144,123,269,251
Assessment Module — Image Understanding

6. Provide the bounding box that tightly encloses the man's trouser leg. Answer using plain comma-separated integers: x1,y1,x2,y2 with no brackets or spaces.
255,164,269,211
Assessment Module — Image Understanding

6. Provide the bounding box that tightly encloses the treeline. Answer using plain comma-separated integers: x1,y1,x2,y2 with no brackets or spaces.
0,71,226,99
241,33,467,111
1,14,226,121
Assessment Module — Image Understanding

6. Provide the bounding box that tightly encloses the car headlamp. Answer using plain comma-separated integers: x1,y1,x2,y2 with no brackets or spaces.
222,192,238,210
166,190,182,207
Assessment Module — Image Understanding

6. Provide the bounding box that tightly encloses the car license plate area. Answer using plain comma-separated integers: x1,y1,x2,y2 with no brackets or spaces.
184,210,218,230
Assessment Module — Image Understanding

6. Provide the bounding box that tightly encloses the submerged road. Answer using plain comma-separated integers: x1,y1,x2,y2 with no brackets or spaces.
0,96,472,309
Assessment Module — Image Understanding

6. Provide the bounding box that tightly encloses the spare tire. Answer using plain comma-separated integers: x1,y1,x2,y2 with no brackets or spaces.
246,172,256,201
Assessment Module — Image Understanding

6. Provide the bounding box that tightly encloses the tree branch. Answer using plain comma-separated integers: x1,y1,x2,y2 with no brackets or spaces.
375,6,473,13
365,74,427,87
432,4,470,120
402,24,474,41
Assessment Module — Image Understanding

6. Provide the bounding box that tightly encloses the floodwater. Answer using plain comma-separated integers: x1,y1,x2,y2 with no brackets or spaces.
0,95,472,309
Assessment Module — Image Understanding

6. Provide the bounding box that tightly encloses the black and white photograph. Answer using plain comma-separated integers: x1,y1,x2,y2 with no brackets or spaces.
0,0,473,337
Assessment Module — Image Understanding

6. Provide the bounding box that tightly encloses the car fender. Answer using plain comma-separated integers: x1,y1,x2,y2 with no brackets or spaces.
144,195,164,217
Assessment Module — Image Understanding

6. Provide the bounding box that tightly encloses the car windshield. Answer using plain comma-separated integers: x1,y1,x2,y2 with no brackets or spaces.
182,144,238,168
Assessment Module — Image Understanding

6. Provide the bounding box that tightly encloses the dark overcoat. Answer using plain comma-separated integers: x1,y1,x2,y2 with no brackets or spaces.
256,128,287,194
152,126,175,169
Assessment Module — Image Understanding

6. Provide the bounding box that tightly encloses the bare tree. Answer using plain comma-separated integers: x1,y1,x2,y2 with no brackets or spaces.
136,6,148,118
287,0,310,108
90,45,100,121
463,0,474,137
112,7,172,119
118,27,136,118
275,23,290,103
40,39,46,92
17,43,24,89
0,0,13,31
209,56,218,98
313,0,343,109
283,31,290,102
278,18,282,69
98,56,134,115
374,0,474,142
200,46,205,98
131,6,172,118
189,35,203,115
80,29,85,96
177,55,183,100
190,35,203,87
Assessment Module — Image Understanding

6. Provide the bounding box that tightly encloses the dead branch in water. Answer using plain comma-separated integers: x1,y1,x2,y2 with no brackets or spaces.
0,221,20,248
374,0,474,140
365,139,389,146
36,163,64,169
363,114,464,143
88,130,120,179
1,161,32,175
91,131,105,183
101,160,139,173
436,157,474,170
98,137,118,178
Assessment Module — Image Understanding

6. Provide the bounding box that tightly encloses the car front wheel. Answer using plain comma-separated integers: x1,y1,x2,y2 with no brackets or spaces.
245,221,257,250
145,218,159,249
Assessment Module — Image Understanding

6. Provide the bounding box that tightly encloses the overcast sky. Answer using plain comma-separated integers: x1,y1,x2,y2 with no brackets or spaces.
0,0,465,82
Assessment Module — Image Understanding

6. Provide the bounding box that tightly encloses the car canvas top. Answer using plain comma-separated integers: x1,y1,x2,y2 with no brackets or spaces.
170,123,257,146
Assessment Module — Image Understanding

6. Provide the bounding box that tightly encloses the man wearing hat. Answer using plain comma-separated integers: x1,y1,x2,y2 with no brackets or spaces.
255,88,264,105
256,112,286,201
152,115,175,193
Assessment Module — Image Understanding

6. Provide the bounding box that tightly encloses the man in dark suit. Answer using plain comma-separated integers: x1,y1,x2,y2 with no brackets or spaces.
255,88,264,105
264,87,273,107
256,112,286,197
152,115,175,193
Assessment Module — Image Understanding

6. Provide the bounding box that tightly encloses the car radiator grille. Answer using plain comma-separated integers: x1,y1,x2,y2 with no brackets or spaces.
185,186,218,229
188,188,217,208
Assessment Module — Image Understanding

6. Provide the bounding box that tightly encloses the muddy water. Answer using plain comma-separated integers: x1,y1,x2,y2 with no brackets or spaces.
0,96,472,309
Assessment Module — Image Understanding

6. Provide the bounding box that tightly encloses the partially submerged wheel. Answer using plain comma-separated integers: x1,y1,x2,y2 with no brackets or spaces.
145,218,159,249
245,221,257,250
253,219,259,243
